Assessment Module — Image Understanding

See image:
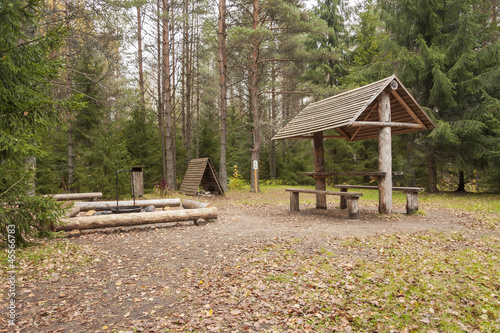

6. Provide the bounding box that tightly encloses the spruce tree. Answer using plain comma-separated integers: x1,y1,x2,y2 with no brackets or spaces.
0,0,67,246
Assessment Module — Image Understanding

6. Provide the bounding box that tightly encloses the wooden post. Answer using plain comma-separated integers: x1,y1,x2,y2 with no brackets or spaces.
313,131,326,209
378,91,392,214
290,191,299,211
347,197,359,219
340,188,348,209
406,192,419,215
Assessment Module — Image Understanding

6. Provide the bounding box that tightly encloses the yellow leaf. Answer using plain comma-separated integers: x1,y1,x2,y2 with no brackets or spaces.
102,326,108,330
206,309,213,317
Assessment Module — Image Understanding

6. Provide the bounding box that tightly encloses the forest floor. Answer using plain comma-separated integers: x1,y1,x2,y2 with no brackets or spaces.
2,187,500,332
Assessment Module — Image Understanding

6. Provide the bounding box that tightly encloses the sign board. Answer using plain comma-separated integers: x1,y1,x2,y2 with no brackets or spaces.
253,160,258,170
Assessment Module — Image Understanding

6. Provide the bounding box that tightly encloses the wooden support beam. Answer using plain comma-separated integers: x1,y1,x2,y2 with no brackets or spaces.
290,191,300,211
347,198,359,219
350,102,377,141
390,90,425,127
351,121,424,128
313,131,327,209
406,192,419,215
287,135,347,140
378,91,392,214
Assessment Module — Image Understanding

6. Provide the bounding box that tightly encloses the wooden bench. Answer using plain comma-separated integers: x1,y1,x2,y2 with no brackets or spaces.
285,188,363,219
333,185,424,215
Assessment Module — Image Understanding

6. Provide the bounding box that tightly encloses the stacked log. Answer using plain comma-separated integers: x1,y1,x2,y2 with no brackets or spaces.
56,207,217,231
74,199,181,211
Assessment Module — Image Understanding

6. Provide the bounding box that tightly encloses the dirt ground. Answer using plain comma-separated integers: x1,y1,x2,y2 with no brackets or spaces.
3,197,495,332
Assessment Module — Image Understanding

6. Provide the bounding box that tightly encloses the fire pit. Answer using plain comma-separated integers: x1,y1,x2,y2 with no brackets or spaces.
110,206,142,214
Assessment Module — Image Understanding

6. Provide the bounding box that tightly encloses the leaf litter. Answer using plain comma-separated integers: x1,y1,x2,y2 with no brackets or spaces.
1,191,499,332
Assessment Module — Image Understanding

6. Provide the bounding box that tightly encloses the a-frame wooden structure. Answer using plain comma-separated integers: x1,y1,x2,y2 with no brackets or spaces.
179,158,224,196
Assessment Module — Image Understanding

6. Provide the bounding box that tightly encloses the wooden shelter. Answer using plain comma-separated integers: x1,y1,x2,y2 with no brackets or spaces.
179,158,224,196
272,74,436,214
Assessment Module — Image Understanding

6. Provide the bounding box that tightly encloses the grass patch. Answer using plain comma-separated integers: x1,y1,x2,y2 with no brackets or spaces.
214,185,500,229
189,232,500,332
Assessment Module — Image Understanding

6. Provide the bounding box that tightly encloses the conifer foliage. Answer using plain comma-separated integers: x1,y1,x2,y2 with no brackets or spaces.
0,0,66,246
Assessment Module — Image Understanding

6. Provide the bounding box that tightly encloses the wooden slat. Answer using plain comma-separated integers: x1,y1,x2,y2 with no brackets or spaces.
285,188,363,198
333,185,424,192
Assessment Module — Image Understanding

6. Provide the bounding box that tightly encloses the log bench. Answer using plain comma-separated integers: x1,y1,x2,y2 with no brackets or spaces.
333,185,424,215
285,188,363,219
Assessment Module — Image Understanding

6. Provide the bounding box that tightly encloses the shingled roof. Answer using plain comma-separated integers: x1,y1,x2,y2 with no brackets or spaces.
272,75,435,141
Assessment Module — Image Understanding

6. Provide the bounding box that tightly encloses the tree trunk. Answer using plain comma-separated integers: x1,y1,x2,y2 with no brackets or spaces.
270,63,277,180
170,1,177,187
184,0,192,164
157,0,166,182
162,0,176,190
25,156,36,196
456,170,466,192
249,0,261,193
426,147,439,193
218,0,228,191
137,5,145,111
57,207,217,231
67,126,74,190
195,18,200,159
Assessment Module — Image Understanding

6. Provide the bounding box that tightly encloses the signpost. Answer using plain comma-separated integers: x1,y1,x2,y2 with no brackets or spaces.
253,160,258,194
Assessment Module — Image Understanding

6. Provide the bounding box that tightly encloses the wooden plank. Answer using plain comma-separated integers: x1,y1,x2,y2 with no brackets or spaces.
302,172,335,178
285,188,363,198
333,185,424,192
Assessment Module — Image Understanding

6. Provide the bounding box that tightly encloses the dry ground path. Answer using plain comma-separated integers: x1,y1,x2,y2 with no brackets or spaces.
3,194,495,332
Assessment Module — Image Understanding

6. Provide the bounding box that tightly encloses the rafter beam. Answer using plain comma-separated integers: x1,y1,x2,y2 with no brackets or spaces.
390,90,425,127
287,135,347,139
351,121,424,128
350,102,378,141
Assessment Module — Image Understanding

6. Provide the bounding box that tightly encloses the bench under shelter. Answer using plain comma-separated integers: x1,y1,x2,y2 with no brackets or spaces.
272,74,436,217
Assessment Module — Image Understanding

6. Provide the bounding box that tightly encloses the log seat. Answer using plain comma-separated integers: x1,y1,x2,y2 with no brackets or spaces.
333,185,424,215
285,188,363,219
